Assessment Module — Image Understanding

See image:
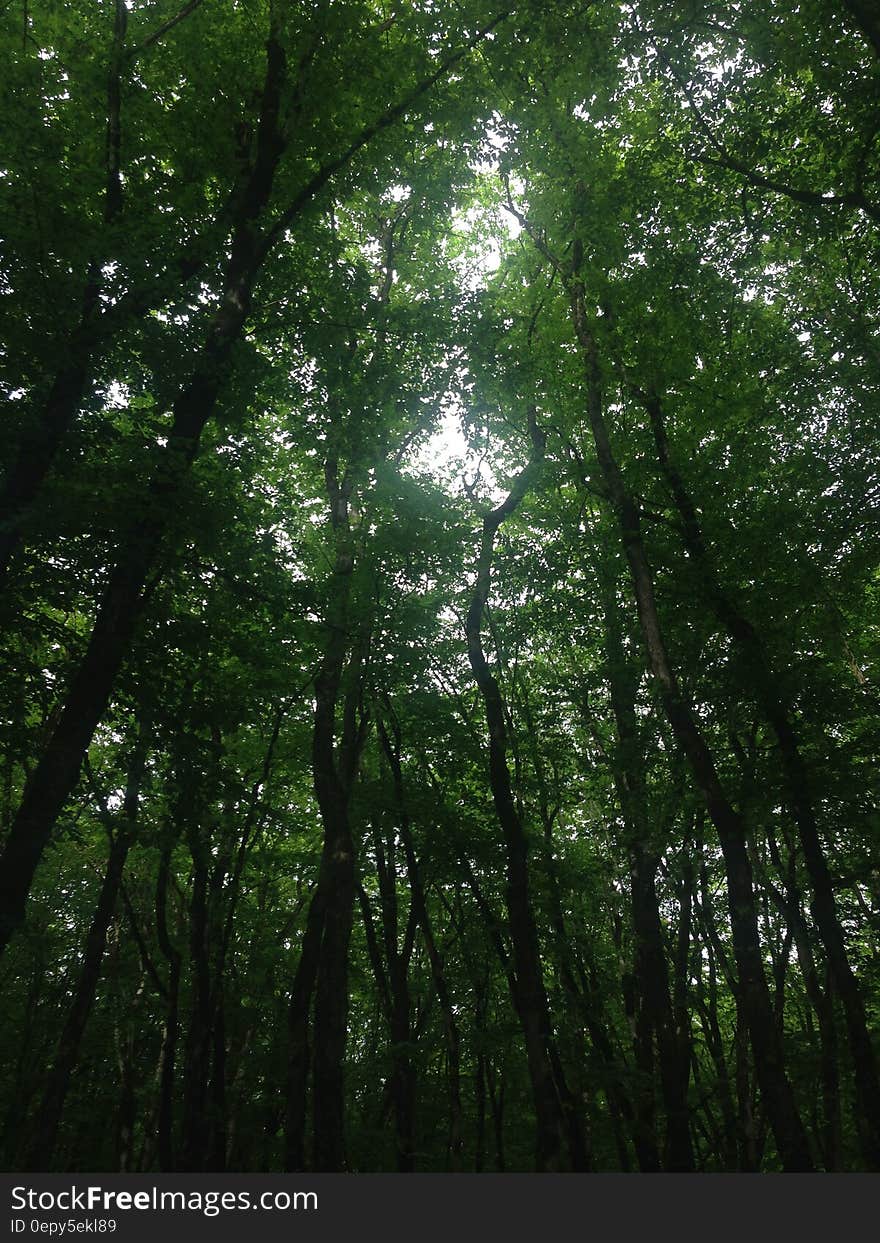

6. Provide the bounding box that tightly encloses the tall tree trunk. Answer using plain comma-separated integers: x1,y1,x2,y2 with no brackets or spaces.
0,955,45,1166
694,934,740,1167
180,823,213,1171
685,843,739,1169
115,1021,137,1173
464,408,569,1171
155,833,182,1172
306,459,365,1172
208,995,228,1172
284,867,328,1171
24,828,132,1168
602,576,694,1170
734,1010,760,1171
378,715,463,1168
311,821,356,1171
765,828,843,1170
486,1050,507,1172
23,715,148,1168
567,280,813,1170
642,389,880,1168
515,686,593,1171
474,981,490,1172
378,832,417,1173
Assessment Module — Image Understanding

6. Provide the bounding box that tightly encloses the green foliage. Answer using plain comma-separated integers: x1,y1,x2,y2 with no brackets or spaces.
1,0,879,1175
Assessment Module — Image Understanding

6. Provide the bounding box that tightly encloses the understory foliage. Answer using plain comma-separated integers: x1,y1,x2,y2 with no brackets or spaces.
1,0,879,1172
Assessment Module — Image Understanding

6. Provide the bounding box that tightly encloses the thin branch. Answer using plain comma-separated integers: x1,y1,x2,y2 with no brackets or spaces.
259,9,513,260
129,0,206,62
656,42,880,223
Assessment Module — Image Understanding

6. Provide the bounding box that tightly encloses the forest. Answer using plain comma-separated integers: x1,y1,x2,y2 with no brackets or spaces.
0,0,879,1175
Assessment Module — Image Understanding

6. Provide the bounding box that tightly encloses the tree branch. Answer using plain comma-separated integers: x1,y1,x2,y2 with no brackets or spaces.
129,0,206,63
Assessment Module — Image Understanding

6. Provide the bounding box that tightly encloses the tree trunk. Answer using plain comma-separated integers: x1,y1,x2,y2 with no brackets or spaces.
155,834,182,1172
23,716,148,1168
311,813,356,1171
765,828,842,1170
602,577,694,1170
0,15,291,959
643,388,880,1168
306,460,364,1172
568,281,813,1170
284,871,327,1171
23,826,132,1168
464,410,569,1171
378,715,463,1168
180,824,213,1171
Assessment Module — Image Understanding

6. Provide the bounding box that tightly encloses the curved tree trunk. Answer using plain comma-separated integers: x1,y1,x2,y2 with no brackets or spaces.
464,409,570,1171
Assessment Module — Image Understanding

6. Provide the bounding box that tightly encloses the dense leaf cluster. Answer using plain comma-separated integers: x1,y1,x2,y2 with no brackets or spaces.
0,0,878,1172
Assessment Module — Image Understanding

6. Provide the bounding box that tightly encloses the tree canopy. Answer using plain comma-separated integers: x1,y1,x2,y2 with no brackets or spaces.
1,0,879,1173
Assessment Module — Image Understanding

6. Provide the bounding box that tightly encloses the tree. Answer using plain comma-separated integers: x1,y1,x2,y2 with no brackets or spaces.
1,0,878,1173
